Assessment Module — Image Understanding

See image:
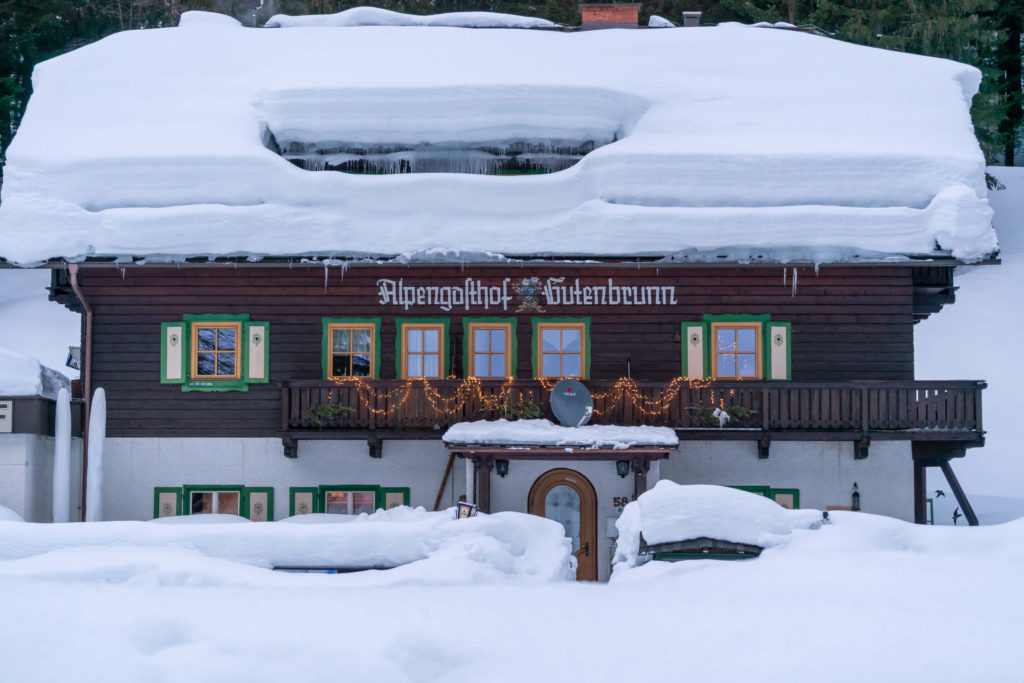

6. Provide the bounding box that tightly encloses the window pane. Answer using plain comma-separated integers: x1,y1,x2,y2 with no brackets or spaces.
474,328,489,351
217,327,235,351
423,354,439,378
197,353,216,375
562,329,581,352
407,354,423,377
352,329,372,352
490,354,505,378
333,329,350,352
542,329,561,352
542,353,561,376
333,354,351,377
490,329,505,352
717,328,736,352
408,329,422,352
737,328,757,353
474,354,490,377
217,491,240,515
216,353,235,376
423,329,439,353
353,491,376,515
718,353,736,377
562,353,581,377
197,328,216,351
352,354,371,376
324,491,349,514
738,353,757,377
545,485,581,553
191,492,213,514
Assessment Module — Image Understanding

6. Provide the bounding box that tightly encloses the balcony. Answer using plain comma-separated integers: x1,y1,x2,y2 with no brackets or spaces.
278,379,985,456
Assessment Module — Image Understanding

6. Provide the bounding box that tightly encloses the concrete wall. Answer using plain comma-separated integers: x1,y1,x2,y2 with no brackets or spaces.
658,440,914,521
0,434,84,522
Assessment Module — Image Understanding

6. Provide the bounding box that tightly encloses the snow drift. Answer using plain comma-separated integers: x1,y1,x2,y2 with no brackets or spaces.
0,345,70,399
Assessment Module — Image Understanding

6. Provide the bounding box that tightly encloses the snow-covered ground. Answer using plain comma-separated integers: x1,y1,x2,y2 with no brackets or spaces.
915,167,1024,512
0,488,1020,681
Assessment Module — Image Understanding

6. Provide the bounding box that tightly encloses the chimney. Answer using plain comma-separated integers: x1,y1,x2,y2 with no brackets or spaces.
580,4,641,30
682,11,701,27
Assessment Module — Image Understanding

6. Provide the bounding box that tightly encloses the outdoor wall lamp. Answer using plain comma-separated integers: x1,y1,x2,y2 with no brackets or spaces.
852,482,861,511
495,459,510,477
616,460,631,478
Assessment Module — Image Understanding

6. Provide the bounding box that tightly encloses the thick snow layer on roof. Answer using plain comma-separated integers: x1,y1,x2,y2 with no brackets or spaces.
0,506,574,583
266,7,558,29
0,16,996,264
614,482,823,565
0,345,70,399
443,418,679,448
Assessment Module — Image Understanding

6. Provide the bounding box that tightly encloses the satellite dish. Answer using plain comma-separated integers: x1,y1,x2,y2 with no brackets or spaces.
550,379,594,427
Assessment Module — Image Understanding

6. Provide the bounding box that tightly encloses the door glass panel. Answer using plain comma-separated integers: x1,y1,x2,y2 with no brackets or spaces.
736,328,757,352
352,491,376,515
545,485,581,553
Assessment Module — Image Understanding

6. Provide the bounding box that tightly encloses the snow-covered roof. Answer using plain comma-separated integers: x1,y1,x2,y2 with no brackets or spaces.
265,7,559,29
443,419,679,449
0,12,997,265
0,345,70,399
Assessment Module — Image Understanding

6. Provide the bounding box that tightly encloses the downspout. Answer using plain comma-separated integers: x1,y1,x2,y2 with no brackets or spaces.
68,263,92,521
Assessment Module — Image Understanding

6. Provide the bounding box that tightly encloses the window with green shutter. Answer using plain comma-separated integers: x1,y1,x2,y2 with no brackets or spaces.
160,314,269,391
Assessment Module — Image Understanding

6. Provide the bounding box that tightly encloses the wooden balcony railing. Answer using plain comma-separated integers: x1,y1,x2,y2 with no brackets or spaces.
280,379,984,440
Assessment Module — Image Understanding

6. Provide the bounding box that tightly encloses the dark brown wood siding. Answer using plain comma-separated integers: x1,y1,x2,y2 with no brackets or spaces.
81,265,915,437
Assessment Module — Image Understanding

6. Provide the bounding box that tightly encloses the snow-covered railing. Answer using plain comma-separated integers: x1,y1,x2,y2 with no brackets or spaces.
280,379,984,438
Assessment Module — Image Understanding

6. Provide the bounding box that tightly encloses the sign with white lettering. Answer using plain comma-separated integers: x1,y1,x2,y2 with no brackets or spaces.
377,277,677,312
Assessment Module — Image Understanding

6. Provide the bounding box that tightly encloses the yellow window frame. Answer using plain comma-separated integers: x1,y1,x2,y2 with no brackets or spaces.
401,323,446,379
536,322,586,379
710,322,762,379
190,321,242,380
326,323,377,379
467,322,513,379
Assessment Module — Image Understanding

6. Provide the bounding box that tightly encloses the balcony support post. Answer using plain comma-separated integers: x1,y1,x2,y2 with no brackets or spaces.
913,459,928,524
939,459,979,526
632,456,650,499
476,455,493,514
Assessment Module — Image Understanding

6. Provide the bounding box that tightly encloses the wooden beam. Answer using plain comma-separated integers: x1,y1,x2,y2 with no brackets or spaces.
632,457,649,499
367,434,382,458
939,460,979,526
855,435,870,460
757,434,771,459
477,455,492,514
433,453,456,512
913,459,928,524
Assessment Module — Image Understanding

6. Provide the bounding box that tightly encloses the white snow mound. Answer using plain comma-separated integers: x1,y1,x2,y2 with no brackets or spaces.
443,418,678,448
266,7,557,29
0,506,25,522
614,482,823,566
0,345,70,399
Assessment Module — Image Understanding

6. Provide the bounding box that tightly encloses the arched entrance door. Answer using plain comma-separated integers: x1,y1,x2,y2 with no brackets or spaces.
528,468,598,581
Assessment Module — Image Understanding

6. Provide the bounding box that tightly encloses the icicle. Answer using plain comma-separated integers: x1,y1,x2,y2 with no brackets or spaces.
52,388,71,523
324,262,328,293
791,268,798,297
120,267,125,280
814,262,820,277
85,388,106,522
782,268,787,287
339,260,348,283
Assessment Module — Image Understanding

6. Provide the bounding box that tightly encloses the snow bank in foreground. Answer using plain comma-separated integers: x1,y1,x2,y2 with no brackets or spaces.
614,482,823,566
443,419,678,448
0,345,70,399
0,506,573,584
266,7,558,29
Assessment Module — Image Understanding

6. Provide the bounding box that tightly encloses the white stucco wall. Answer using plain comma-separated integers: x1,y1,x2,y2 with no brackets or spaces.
0,434,83,522
658,440,914,521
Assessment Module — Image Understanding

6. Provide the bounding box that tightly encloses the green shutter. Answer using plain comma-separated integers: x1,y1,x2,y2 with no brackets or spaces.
289,487,320,516
244,321,270,383
160,322,187,384
153,487,182,518
378,487,411,510
766,322,792,380
243,487,274,521
680,322,708,379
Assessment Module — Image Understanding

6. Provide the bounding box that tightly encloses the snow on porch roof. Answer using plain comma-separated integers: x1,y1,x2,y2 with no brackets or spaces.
0,11,997,265
443,419,679,449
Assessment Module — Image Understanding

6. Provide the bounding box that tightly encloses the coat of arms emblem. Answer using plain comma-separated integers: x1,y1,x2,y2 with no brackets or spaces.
514,276,545,313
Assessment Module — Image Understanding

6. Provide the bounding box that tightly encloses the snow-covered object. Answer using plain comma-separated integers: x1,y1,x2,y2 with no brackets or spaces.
84,388,105,523
52,387,71,523
0,506,25,522
0,20,996,263
0,506,573,583
266,7,557,29
0,345,69,399
648,15,675,28
614,482,823,566
443,418,678,449
179,10,243,28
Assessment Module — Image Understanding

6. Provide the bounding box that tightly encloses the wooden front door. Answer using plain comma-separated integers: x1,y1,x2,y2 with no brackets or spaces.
528,468,598,581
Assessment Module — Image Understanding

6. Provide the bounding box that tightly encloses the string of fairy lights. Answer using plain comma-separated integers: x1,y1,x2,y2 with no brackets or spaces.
320,375,741,419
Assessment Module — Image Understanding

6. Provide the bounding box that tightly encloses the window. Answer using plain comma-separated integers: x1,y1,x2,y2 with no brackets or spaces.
467,321,513,379
711,322,762,379
730,485,800,509
398,320,448,379
191,322,242,380
307,486,411,516
328,323,375,378
155,486,274,520
324,489,377,515
535,320,588,378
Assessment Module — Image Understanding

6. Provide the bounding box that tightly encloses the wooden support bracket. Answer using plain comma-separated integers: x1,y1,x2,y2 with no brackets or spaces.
282,435,296,459
855,435,870,460
757,434,771,459
367,434,382,458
